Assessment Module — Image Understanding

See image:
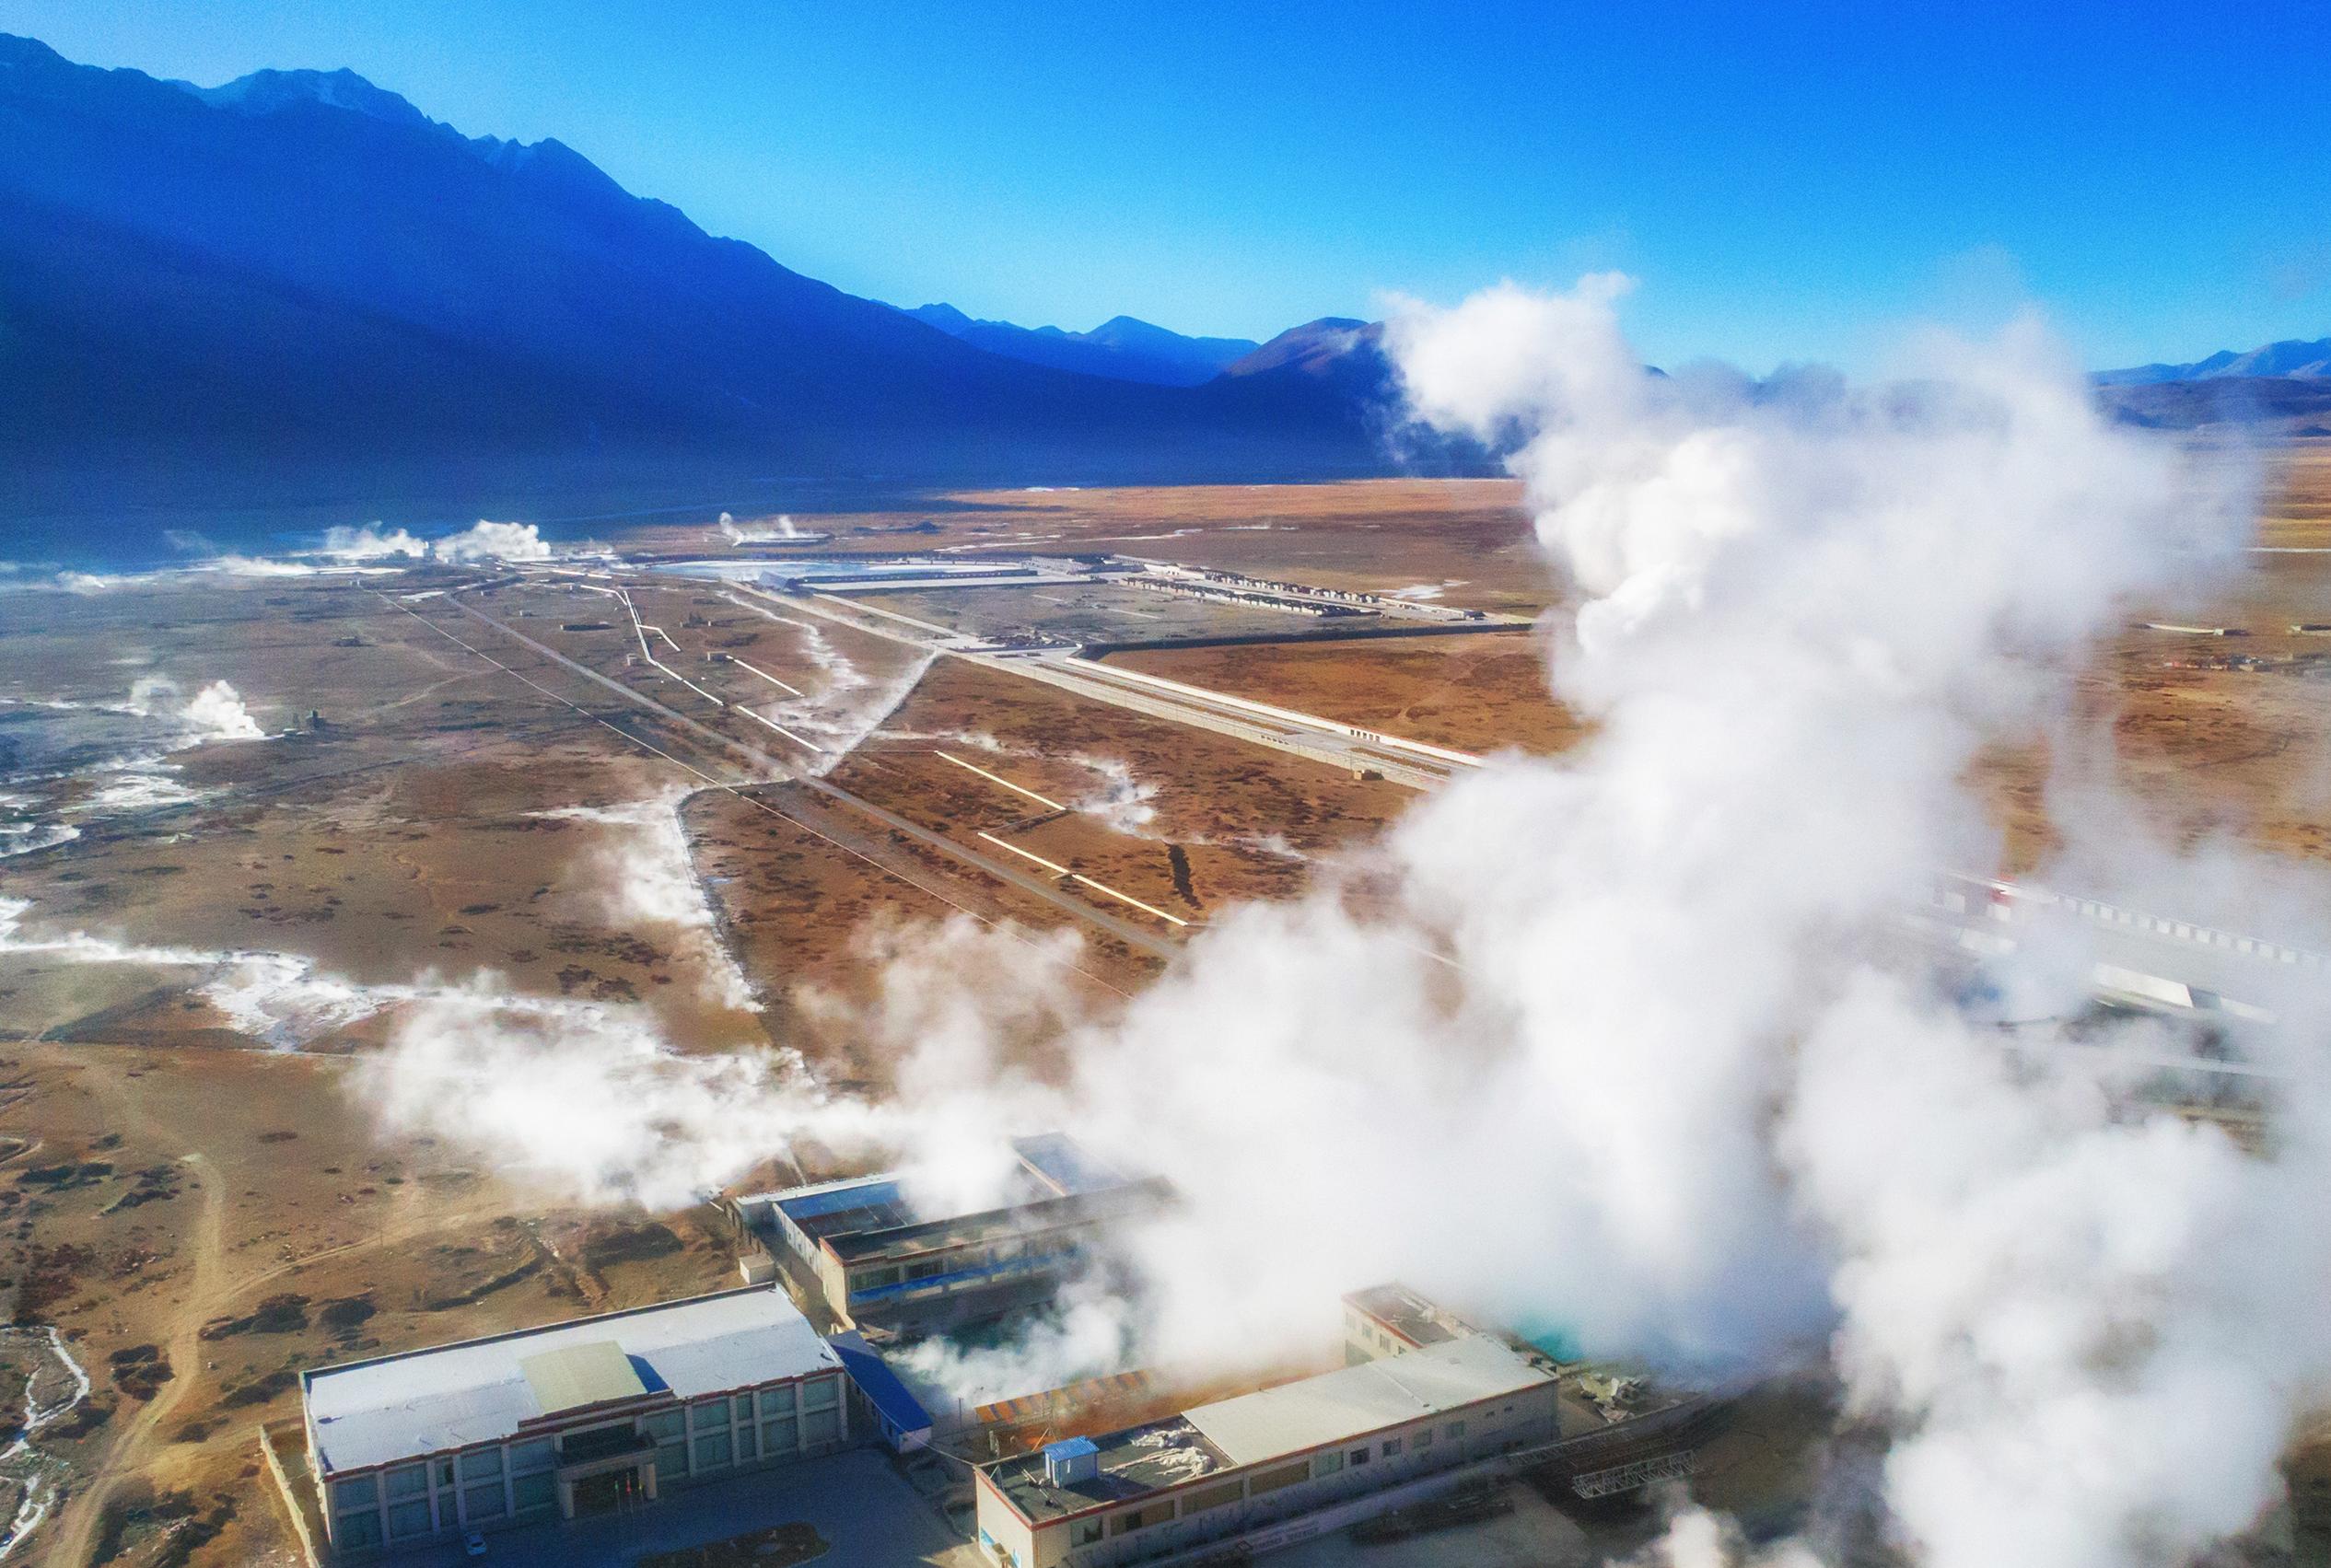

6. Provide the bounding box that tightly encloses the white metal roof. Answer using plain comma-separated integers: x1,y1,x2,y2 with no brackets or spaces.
1183,1335,1552,1469
304,1288,836,1476
520,1340,647,1414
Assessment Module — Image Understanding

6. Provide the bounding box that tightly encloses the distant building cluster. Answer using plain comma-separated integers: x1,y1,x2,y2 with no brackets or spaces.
1127,575,1369,617
1144,563,1486,621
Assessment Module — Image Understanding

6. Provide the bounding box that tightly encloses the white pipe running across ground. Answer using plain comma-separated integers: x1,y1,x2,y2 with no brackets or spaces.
975,831,1190,927
937,750,1066,812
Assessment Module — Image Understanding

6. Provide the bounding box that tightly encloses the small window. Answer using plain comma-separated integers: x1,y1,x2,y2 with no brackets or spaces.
1415,1427,1433,1448
693,1396,734,1427
331,1477,379,1514
507,1439,555,1475
1383,1437,1403,1457
694,1430,734,1470
1312,1450,1344,1479
1445,1420,1466,1440
1247,1461,1309,1496
459,1446,503,1481
763,1415,799,1454
437,1458,456,1488
737,1423,760,1460
1073,1518,1104,1546
760,1382,797,1414
1350,1446,1370,1465
800,1376,840,1411
385,1465,429,1500
641,1410,683,1441
1183,1481,1244,1515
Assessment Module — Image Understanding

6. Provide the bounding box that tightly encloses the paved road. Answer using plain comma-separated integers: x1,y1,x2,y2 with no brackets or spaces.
532,570,2331,1045
1917,886,2325,1022
427,595,1180,962
713,580,1475,790
1004,651,1476,790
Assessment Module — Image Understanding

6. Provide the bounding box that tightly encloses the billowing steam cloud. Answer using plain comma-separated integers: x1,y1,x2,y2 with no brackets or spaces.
432,519,552,563
321,524,429,560
533,794,759,1012
718,512,804,544
126,675,268,741
355,276,2331,1566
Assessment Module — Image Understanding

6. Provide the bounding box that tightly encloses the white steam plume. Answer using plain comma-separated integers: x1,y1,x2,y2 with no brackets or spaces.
357,991,892,1206
719,512,806,544
181,679,266,741
433,519,552,563
889,1287,1136,1414
125,676,268,741
533,793,758,1012
321,524,428,560
351,277,2330,1568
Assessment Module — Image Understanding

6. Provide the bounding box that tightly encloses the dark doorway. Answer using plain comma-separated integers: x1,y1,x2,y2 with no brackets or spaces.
572,1466,643,1516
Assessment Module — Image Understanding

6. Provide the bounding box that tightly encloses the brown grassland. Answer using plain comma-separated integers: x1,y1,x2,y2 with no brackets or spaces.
2,441,2327,1563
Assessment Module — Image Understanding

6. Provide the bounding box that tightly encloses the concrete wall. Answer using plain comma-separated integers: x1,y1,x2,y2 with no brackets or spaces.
975,1383,1559,1568
318,1368,850,1555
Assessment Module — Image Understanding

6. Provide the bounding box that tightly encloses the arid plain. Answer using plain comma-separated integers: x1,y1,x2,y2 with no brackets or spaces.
4,450,2330,1565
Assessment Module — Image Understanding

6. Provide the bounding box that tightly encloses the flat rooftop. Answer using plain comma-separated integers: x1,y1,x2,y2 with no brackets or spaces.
757,1133,1148,1264
1184,1333,1553,1467
1346,1283,1462,1349
1010,1132,1126,1197
824,1177,1173,1267
774,1174,918,1249
984,1335,1556,1525
988,1417,1231,1524
303,1287,835,1477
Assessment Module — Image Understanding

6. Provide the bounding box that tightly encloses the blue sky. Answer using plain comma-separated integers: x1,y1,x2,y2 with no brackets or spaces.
10,1,2327,372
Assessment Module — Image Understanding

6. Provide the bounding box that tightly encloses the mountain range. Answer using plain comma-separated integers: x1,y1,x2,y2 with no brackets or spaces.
0,31,2321,540
2094,337,2331,435
2096,338,2331,387
0,34,1449,531
897,306,1258,388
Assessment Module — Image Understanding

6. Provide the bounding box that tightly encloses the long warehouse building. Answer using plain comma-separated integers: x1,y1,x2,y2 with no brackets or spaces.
737,1132,1171,1334
301,1287,852,1556
973,1332,1559,1568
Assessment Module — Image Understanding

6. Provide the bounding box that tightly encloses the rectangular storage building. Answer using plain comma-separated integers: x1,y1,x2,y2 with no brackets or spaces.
301,1286,850,1555
738,1134,1171,1333
973,1332,1559,1568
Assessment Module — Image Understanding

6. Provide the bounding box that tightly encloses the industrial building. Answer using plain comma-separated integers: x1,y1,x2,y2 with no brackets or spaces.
973,1333,1561,1568
734,1133,1171,1335
300,1287,851,1555
1343,1283,1482,1363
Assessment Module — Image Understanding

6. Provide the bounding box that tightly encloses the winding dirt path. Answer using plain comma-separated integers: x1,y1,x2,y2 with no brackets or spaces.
42,1059,507,1566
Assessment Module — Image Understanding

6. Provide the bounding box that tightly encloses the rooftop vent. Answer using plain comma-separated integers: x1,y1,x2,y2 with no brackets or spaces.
1043,1437,1100,1487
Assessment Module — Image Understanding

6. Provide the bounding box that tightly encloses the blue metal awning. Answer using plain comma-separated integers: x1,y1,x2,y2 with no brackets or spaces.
827,1331,934,1450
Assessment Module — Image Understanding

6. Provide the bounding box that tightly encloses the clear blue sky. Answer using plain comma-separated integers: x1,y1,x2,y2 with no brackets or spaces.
9,0,2327,371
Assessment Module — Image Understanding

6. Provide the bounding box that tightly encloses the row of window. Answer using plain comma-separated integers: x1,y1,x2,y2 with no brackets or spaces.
647,1379,844,1486
1060,1419,1474,1549
845,1240,1072,1296
330,1375,844,1548
332,1473,561,1552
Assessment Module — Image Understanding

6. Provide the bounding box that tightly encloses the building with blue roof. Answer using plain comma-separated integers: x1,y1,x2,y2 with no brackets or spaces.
735,1133,1171,1336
